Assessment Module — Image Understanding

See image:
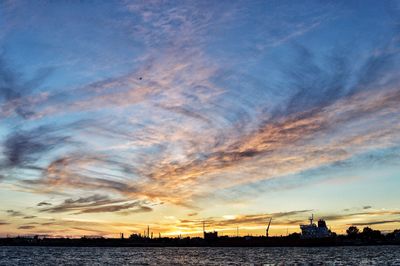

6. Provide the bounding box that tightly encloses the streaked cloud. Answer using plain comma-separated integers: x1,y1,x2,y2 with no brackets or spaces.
6,41,400,211
18,225,35,230
39,194,153,215
6,210,24,217
37,201,51,207
23,216,36,219
350,220,400,226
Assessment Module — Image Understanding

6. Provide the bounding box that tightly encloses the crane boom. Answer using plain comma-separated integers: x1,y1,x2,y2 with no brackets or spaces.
266,217,272,237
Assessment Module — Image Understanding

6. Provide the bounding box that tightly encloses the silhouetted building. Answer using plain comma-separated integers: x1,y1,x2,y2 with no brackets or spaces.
300,214,331,239
128,233,142,240
203,220,218,240
204,231,218,240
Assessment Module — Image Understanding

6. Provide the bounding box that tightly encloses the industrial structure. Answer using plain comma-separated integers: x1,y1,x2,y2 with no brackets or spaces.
266,217,272,237
203,221,218,240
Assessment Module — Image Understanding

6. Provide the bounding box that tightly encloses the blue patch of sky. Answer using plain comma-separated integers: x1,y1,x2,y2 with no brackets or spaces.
215,145,400,202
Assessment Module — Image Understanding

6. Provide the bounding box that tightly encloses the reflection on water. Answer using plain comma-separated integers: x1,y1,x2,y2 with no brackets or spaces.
0,246,399,265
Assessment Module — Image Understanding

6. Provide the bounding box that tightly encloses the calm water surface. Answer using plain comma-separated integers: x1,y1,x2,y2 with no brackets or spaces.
0,246,399,265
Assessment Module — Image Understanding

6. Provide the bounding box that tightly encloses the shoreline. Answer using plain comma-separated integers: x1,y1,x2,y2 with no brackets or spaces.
1,238,399,248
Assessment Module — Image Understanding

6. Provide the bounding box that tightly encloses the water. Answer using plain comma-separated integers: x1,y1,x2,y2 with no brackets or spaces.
0,246,399,265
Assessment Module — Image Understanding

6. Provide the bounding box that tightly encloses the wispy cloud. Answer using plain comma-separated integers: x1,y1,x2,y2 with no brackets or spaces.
9,43,400,210
23,216,36,219
326,210,400,220
18,225,35,230
2,125,71,169
39,194,153,215
350,220,400,226
6,209,24,217
37,201,51,207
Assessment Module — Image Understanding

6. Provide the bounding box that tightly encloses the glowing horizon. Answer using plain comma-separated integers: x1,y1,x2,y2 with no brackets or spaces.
0,0,400,238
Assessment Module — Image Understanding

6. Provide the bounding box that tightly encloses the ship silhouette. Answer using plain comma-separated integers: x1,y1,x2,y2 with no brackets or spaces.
300,214,331,239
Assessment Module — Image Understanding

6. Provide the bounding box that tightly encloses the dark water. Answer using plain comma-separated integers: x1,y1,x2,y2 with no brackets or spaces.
0,246,399,265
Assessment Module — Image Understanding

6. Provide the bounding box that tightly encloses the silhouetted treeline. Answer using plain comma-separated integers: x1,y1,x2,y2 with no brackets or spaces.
343,226,399,242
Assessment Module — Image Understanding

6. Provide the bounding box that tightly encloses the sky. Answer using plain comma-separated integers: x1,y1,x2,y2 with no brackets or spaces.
0,0,399,238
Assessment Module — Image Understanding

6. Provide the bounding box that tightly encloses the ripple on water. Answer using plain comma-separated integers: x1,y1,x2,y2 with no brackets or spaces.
0,246,400,265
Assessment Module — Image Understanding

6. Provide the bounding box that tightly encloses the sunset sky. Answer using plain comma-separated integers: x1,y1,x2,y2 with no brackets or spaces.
0,0,400,238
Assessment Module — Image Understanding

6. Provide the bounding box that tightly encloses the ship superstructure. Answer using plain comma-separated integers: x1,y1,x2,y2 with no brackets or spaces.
300,214,331,239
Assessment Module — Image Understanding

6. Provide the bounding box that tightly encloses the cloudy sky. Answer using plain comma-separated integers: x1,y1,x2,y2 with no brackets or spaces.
0,0,399,237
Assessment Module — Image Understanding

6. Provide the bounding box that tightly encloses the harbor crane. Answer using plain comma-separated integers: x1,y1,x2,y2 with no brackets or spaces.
266,217,272,237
